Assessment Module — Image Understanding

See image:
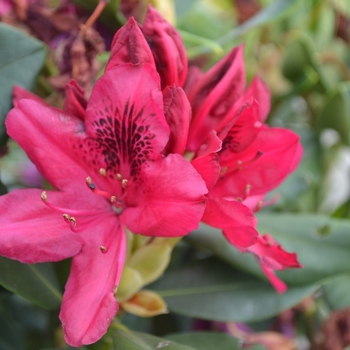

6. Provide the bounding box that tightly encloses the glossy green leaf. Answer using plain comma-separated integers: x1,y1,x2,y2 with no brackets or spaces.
150,258,318,323
166,332,266,350
0,313,25,350
0,257,62,310
188,214,350,286
110,323,196,350
218,0,302,45
316,82,350,145
322,273,350,310
0,24,46,140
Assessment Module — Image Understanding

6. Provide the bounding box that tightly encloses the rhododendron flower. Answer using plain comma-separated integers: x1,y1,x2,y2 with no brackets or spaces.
0,61,207,345
109,7,302,292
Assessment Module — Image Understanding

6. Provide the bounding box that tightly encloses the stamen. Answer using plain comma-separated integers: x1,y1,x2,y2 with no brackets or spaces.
62,214,76,228
116,173,122,181
113,285,118,296
41,191,48,202
99,168,107,177
41,192,103,216
100,245,107,254
220,166,227,175
225,151,264,174
121,179,128,188
86,176,115,200
110,196,116,203
244,184,252,199
253,195,280,213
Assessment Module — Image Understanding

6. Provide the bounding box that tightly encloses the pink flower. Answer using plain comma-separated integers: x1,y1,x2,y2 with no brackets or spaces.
110,7,302,292
1,62,207,344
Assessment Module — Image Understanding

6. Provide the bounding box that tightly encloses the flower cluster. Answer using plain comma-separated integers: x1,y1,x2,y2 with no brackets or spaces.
0,6,302,347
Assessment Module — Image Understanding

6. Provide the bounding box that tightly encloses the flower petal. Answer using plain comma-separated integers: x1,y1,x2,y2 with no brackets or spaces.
202,197,258,248
191,152,220,191
0,189,82,263
244,76,271,122
63,80,87,120
6,99,91,192
244,235,302,293
260,265,287,294
106,17,156,70
162,85,190,155
60,219,126,346
142,6,188,89
215,126,301,197
122,154,207,237
85,64,170,178
187,46,246,151
220,99,261,153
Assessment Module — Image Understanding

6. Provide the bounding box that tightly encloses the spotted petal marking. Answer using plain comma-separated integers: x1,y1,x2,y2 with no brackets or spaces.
84,64,170,178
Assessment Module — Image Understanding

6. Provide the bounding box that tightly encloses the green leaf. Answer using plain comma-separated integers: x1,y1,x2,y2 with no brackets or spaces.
322,274,350,310
0,24,46,140
218,0,302,45
316,82,350,145
166,332,266,350
110,323,197,350
0,257,62,310
188,214,350,286
0,313,26,350
150,258,317,323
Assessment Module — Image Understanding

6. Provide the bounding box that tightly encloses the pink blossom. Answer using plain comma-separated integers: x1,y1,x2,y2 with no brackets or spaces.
1,63,207,345
111,7,303,292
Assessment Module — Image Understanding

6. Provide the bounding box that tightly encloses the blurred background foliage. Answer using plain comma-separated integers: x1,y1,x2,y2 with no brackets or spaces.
2,0,350,349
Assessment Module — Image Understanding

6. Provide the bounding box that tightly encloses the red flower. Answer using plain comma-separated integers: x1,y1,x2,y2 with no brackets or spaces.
1,62,207,345
114,7,303,292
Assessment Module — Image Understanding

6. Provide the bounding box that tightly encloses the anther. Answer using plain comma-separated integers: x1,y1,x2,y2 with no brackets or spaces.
220,166,227,175
99,168,107,177
244,184,252,198
113,285,118,296
63,214,77,228
41,191,47,202
116,173,122,181
110,196,116,203
100,245,107,254
86,176,92,185
63,213,70,223
121,179,128,188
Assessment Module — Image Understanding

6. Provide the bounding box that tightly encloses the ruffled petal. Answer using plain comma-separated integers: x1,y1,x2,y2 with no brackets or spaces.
220,99,261,153
63,80,87,120
244,235,302,293
162,85,190,155
6,100,91,193
121,154,207,237
202,197,258,248
260,265,287,294
85,64,170,178
142,6,188,89
187,46,246,151
106,17,156,70
0,189,82,263
191,152,220,191
214,126,301,197
60,219,126,346
244,76,271,122
191,131,222,190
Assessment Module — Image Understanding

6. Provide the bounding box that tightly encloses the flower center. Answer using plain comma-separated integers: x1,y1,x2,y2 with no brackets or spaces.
40,167,129,254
